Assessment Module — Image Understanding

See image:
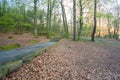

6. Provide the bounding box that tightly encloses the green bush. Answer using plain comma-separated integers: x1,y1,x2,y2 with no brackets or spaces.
81,24,93,37
0,16,15,32
50,32,57,37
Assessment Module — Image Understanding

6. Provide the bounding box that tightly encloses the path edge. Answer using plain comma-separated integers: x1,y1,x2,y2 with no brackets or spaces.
0,42,59,79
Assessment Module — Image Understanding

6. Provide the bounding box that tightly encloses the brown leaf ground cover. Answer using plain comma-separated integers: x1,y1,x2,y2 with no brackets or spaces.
3,39,120,80
0,33,48,48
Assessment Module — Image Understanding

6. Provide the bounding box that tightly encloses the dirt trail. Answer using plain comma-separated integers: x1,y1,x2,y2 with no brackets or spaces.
3,39,120,80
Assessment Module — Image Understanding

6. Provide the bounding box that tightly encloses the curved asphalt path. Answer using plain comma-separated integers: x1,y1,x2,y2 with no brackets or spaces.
0,42,56,65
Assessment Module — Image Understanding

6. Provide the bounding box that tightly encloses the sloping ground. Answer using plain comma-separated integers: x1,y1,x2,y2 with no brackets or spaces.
0,33,48,47
3,39,120,80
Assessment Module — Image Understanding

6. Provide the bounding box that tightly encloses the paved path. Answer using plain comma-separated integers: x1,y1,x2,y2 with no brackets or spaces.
0,42,56,65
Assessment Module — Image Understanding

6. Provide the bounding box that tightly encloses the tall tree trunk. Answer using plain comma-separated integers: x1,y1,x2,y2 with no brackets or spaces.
73,0,76,41
2,0,7,16
60,0,69,38
116,12,119,39
23,5,26,23
98,4,101,37
91,0,97,41
61,0,66,35
46,0,55,38
34,0,37,36
46,0,50,37
107,15,111,38
78,0,83,40
49,0,52,37
0,1,2,16
64,7,69,38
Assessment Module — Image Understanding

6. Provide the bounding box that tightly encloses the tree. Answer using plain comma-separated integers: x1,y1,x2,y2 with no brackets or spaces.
60,0,69,38
73,0,76,41
46,0,56,38
0,1,2,16
78,0,83,40
1,0,7,16
105,13,113,37
34,0,38,36
97,0,102,37
91,0,97,41
113,19,119,39
112,1,120,39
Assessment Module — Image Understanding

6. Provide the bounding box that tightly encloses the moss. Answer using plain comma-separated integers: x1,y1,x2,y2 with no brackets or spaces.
29,40,38,44
0,42,58,78
50,32,57,36
6,60,23,73
8,36,14,39
22,48,46,63
0,66,8,78
0,43,20,51
0,60,22,78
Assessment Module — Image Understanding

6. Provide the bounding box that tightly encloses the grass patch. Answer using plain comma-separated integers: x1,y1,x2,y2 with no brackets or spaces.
8,36,14,39
29,40,38,44
0,43,20,51
34,35,39,38
96,38,120,47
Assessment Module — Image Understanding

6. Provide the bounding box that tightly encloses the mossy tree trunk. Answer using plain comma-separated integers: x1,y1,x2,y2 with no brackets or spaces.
78,0,83,40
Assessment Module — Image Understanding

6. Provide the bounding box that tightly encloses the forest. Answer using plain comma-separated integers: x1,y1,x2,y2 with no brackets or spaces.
0,0,120,80
0,0,119,40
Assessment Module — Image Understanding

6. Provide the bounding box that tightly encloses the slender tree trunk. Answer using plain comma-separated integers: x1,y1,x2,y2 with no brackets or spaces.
99,18,101,37
78,0,83,40
34,0,37,36
64,8,69,38
114,27,116,38
23,5,26,23
49,0,52,36
0,1,2,16
60,0,69,38
116,12,119,39
98,4,101,37
61,0,66,35
91,0,97,41
46,0,55,38
2,0,7,16
107,16,111,38
73,0,76,41
46,0,50,37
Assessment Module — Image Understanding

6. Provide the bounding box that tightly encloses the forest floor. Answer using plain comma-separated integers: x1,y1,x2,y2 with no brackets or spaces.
0,33,49,50
3,39,120,80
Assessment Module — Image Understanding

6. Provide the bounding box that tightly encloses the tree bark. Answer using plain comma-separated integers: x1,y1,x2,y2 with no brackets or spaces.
78,0,83,40
60,0,69,38
0,1,2,16
34,0,37,36
46,0,55,38
98,4,101,38
73,0,76,41
46,0,50,36
107,16,111,38
91,0,97,41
